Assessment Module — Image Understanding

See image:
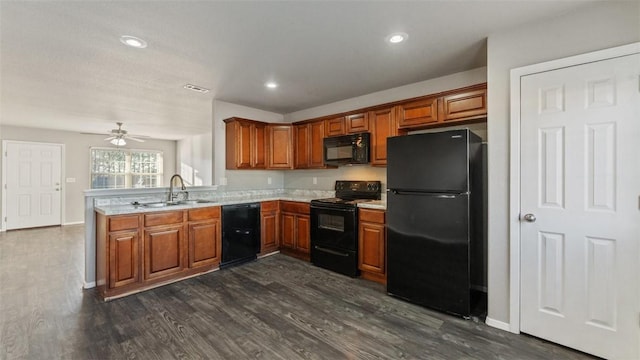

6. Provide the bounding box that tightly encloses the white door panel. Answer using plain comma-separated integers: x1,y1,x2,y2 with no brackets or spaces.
520,53,639,359
5,142,62,230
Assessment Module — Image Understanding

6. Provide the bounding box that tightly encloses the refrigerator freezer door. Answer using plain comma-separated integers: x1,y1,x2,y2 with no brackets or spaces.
386,191,471,317
387,130,471,193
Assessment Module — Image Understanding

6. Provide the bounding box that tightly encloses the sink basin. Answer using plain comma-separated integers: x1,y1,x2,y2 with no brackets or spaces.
141,202,174,208
178,199,217,205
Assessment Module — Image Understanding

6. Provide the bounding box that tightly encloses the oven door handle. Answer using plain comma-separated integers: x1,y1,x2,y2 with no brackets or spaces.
314,246,350,257
310,204,356,212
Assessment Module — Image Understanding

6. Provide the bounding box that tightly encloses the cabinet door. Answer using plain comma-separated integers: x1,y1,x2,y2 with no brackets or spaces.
369,107,397,166
236,121,253,168
295,214,310,254
325,117,345,136
439,87,487,123
293,124,309,169
109,231,140,289
268,125,293,169
252,123,266,168
397,97,438,129
345,113,369,133
281,213,296,249
188,220,221,268
260,210,279,254
309,120,326,168
358,221,386,274
143,224,186,281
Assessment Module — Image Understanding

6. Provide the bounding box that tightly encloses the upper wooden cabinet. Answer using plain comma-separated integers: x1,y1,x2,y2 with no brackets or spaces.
224,117,267,169
396,84,487,131
267,124,293,169
325,116,346,137
397,97,439,129
345,113,369,133
439,86,487,123
294,120,327,169
369,107,399,167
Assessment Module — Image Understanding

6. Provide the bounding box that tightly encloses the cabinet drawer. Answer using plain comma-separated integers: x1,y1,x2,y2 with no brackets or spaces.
280,201,310,215
359,209,385,224
261,200,279,212
109,215,139,232
144,211,184,227
188,206,221,221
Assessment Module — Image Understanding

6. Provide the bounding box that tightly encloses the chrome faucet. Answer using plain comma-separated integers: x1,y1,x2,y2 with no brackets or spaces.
168,174,186,202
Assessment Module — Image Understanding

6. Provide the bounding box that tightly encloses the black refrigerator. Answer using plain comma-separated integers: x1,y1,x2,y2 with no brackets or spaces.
386,129,484,318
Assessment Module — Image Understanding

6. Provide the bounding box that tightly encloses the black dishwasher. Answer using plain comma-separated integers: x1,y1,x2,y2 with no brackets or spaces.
221,203,261,268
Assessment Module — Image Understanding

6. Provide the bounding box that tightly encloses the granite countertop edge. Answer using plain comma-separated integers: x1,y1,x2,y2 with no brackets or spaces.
96,196,387,216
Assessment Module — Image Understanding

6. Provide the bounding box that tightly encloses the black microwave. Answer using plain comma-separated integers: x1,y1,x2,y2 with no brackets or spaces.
323,132,370,166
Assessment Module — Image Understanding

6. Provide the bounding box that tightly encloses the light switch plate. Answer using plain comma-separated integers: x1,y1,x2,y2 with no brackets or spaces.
66,177,76,183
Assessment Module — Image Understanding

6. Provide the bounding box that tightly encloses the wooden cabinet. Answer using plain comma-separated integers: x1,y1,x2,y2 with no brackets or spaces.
267,124,293,169
260,201,279,255
345,113,369,133
108,230,140,289
143,222,186,281
294,120,327,169
439,86,487,123
396,84,487,131
397,97,439,129
96,206,222,300
279,201,310,260
224,117,266,169
369,107,400,166
188,207,221,268
325,116,346,137
358,209,386,284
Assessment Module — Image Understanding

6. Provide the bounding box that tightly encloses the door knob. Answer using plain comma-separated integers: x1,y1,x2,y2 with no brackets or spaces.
522,213,536,222
55,188,60,191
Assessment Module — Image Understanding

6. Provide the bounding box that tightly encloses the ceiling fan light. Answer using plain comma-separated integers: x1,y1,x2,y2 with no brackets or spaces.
110,138,126,146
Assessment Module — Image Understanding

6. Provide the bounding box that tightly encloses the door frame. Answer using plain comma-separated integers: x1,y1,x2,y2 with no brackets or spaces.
1,140,66,232
508,42,640,334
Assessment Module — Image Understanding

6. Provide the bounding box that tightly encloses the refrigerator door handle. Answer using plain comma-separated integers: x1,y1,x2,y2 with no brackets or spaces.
389,190,469,196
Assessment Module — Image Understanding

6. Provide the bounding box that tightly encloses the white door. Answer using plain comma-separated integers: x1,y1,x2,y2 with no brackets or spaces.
519,53,640,359
4,141,62,230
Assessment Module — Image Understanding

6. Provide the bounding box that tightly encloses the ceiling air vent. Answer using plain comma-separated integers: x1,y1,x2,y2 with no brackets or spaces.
183,84,210,94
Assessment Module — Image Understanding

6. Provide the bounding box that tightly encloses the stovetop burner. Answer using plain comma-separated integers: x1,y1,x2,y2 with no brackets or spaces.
311,180,382,208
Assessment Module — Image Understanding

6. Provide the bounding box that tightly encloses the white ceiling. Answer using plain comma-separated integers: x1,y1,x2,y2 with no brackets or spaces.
0,1,598,140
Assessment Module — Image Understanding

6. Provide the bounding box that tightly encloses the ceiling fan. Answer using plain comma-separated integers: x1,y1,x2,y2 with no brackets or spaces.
103,122,147,146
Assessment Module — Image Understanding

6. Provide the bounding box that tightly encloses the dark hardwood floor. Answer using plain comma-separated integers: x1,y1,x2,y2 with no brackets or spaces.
0,225,595,360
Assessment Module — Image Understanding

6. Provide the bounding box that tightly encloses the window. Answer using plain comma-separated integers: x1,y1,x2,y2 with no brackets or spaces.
90,148,163,189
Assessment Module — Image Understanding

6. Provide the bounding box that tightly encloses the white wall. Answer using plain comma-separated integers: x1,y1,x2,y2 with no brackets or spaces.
0,125,177,225
177,132,213,186
211,100,286,190
486,1,640,327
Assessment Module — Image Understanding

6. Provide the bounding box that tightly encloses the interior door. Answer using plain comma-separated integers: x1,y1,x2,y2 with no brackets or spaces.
519,53,639,359
5,141,62,230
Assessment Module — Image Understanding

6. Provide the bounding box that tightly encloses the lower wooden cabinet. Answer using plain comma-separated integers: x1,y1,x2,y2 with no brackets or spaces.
358,208,386,284
143,224,186,281
279,201,310,260
96,206,222,300
260,201,279,255
108,230,140,288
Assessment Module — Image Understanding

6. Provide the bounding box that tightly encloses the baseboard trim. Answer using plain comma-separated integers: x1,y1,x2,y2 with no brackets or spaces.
84,281,96,289
63,221,85,226
485,317,512,332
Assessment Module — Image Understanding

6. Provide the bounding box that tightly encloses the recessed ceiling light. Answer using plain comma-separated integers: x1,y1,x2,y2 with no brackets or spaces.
387,32,408,44
120,35,147,49
265,82,278,89
183,84,210,94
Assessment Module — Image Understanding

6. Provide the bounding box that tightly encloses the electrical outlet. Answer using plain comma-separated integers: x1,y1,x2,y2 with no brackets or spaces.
313,177,317,185
220,177,227,186
267,177,272,185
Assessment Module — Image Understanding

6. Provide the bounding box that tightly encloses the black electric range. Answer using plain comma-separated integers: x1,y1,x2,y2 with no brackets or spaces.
310,180,381,277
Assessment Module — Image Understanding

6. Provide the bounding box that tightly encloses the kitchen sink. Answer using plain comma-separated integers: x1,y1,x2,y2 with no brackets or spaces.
141,201,175,208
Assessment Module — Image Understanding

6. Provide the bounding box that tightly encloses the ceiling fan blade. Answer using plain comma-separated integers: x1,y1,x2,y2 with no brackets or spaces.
104,136,117,141
126,136,145,142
